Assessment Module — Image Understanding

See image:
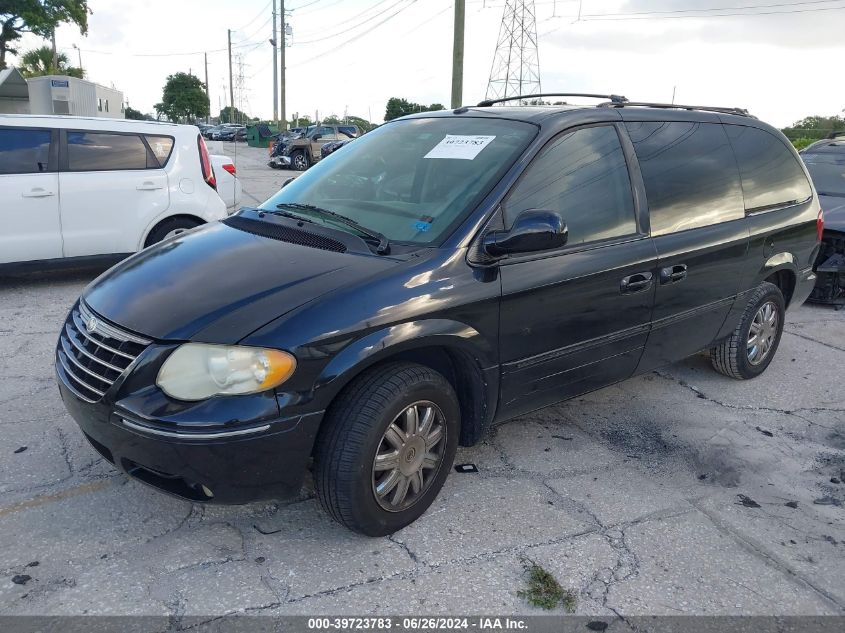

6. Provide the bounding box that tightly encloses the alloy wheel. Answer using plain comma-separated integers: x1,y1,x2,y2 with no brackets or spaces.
371,401,446,512
747,300,779,365
292,153,308,170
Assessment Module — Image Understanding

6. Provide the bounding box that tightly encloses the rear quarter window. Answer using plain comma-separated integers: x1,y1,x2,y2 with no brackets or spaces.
625,121,745,235
144,135,175,167
0,127,52,174
724,125,812,212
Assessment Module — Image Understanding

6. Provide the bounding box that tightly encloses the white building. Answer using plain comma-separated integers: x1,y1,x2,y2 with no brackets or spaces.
0,69,124,118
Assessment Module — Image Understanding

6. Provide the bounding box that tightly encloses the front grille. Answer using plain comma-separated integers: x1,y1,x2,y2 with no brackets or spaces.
56,302,151,403
223,215,347,253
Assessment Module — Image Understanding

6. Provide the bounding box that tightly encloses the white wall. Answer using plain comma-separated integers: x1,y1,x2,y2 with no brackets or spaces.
26,76,124,118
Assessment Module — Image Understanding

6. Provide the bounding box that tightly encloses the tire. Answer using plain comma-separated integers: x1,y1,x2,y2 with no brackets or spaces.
291,150,309,171
144,217,202,247
313,362,460,536
710,282,785,379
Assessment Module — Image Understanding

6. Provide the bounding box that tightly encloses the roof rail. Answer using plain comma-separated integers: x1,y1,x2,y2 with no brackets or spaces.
826,130,845,139
598,100,754,118
477,93,628,107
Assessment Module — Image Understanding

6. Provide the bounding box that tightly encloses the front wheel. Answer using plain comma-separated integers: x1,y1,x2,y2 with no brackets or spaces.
313,362,460,536
710,281,785,379
291,150,309,171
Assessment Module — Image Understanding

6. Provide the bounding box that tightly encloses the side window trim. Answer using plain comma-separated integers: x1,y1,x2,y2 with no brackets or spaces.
61,129,159,173
499,122,645,262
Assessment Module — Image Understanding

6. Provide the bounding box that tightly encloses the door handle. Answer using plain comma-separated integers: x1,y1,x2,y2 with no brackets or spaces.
22,188,55,198
660,264,688,285
137,182,164,191
620,272,654,294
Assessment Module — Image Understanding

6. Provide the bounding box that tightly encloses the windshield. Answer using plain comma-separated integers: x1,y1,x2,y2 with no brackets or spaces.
260,117,537,245
804,153,845,197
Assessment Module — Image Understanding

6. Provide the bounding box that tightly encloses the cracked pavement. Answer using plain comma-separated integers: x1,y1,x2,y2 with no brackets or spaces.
0,145,843,619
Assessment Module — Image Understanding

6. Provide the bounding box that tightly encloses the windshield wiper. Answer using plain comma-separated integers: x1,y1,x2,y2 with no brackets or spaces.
276,203,390,254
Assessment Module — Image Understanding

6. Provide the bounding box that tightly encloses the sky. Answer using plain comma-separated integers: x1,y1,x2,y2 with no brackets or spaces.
10,0,845,128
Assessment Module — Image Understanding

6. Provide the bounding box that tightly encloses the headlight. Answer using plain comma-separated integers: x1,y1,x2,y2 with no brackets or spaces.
156,344,296,401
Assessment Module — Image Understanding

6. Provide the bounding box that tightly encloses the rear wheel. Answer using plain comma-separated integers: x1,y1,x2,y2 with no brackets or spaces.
291,150,309,171
313,362,460,536
710,282,785,379
144,217,202,247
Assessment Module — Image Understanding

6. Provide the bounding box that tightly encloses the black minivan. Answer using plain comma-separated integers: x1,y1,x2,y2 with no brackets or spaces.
55,95,821,536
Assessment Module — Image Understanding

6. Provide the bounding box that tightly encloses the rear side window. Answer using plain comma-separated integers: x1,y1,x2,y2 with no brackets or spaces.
67,131,149,171
626,121,744,235
0,128,51,174
144,135,175,167
724,125,812,212
503,125,637,246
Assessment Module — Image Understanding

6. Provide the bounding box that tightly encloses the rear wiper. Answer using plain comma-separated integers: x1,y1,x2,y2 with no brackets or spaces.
276,203,390,254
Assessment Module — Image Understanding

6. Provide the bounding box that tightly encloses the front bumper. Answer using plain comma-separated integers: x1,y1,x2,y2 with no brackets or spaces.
56,365,322,504
269,155,291,167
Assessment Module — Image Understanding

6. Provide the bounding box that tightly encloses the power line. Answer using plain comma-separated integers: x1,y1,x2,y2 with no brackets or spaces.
581,0,845,18
294,0,400,41
581,3,845,21
289,0,421,67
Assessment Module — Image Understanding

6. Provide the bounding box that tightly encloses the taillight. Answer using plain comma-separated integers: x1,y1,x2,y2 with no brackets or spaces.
197,134,216,190
817,207,824,242
222,163,236,176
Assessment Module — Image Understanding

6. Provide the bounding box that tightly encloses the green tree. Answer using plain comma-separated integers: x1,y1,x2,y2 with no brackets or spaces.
218,105,252,124
154,72,209,122
384,97,445,121
124,105,145,120
289,115,312,129
782,115,845,142
1,1,90,70
18,45,81,77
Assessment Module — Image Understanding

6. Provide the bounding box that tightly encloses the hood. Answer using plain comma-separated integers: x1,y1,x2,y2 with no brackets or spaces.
820,194,845,232
83,219,400,342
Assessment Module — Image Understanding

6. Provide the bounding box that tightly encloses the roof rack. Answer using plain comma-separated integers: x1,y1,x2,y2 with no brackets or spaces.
826,131,845,139
597,100,754,118
476,93,629,107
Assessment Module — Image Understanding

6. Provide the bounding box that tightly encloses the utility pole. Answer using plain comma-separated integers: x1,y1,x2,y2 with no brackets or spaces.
227,29,235,124
451,0,465,109
272,0,278,127
280,0,287,131
204,53,210,123
51,29,58,71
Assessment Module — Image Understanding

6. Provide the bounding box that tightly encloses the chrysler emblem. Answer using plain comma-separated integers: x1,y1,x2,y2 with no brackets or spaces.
86,317,98,334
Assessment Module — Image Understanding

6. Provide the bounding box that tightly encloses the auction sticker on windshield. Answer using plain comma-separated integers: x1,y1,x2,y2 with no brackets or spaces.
424,135,496,160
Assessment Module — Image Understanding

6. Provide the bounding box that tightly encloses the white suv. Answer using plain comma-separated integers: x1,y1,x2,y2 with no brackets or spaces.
0,115,228,267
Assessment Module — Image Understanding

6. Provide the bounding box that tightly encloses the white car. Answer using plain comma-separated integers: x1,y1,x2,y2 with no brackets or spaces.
210,154,242,212
0,115,228,267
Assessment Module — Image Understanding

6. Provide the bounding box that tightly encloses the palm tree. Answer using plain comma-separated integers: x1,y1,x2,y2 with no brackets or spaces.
19,45,83,79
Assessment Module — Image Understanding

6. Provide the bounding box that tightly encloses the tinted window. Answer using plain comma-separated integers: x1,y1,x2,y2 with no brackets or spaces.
144,135,174,167
724,125,812,211
0,128,51,174
803,152,845,197
503,125,637,245
626,121,744,235
67,132,149,171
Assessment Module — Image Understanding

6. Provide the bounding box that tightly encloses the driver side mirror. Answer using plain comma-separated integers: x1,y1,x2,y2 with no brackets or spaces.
281,177,295,188
483,210,568,258
312,134,322,141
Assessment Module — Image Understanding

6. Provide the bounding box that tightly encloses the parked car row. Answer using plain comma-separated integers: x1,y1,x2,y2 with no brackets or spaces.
202,124,247,141
52,96,823,536
269,124,358,170
1,114,241,268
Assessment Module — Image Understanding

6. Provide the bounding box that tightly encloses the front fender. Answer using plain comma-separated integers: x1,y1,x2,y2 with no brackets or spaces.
311,319,496,406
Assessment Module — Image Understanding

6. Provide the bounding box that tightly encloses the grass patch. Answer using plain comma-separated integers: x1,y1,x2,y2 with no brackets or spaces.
517,560,577,612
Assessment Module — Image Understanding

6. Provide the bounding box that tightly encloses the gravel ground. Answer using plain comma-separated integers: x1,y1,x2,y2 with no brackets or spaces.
0,145,843,621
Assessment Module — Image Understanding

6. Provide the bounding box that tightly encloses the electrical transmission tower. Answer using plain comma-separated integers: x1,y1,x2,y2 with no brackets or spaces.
485,0,542,102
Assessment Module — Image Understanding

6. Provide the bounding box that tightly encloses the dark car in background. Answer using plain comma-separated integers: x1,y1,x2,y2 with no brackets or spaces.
217,127,246,142
803,132,845,306
320,137,354,159
269,124,359,170
56,95,820,536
